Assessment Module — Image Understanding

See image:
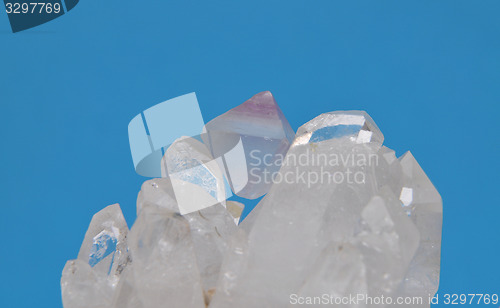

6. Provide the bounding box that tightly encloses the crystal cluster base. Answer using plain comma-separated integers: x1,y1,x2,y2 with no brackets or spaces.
62,94,442,308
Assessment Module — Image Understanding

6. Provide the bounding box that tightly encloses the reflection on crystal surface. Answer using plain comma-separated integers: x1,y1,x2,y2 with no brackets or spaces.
89,230,118,268
310,124,364,143
62,204,130,308
400,187,413,207
296,110,384,146
76,204,129,285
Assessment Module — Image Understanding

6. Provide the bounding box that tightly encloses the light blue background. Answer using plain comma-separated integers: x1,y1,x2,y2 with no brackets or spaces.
1,1,498,307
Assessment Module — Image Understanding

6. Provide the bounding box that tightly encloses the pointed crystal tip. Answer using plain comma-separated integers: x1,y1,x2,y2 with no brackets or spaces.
202,91,295,199
295,110,384,146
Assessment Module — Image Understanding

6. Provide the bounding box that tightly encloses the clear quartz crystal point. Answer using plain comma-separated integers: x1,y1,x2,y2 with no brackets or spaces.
184,204,238,292
61,259,114,308
396,152,443,298
110,266,144,308
136,176,237,298
136,178,179,215
127,206,205,308
295,110,383,147
76,204,130,282
62,204,130,308
209,111,441,308
208,230,250,308
202,91,295,199
161,136,228,214
355,188,420,296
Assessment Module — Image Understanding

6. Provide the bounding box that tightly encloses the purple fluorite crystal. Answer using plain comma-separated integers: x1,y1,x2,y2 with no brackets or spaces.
202,91,295,199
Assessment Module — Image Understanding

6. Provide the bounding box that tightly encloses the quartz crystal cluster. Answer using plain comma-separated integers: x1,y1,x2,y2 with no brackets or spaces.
62,92,442,308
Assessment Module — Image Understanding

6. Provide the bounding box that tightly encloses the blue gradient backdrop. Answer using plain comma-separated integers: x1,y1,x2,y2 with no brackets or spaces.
0,1,498,307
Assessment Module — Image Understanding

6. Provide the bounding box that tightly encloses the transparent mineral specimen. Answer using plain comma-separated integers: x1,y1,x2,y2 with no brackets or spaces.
62,106,442,308
202,91,295,199
210,111,441,308
295,110,384,146
61,204,130,308
136,176,237,294
136,178,178,215
160,136,229,214
184,204,238,292
61,259,114,308
110,267,143,308
126,207,205,308
394,152,443,298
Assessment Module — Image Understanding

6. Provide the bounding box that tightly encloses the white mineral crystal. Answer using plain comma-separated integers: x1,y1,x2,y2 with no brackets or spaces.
136,176,237,294
184,204,238,291
126,207,205,308
62,204,130,308
62,107,442,308
160,136,229,214
136,177,178,215
209,111,441,308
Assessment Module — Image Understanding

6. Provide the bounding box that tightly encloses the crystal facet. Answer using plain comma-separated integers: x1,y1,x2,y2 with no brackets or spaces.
61,259,114,308
295,110,384,147
136,178,178,215
208,111,440,308
202,91,295,199
62,204,130,308
137,176,237,296
161,136,228,214
127,207,205,308
184,204,238,291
